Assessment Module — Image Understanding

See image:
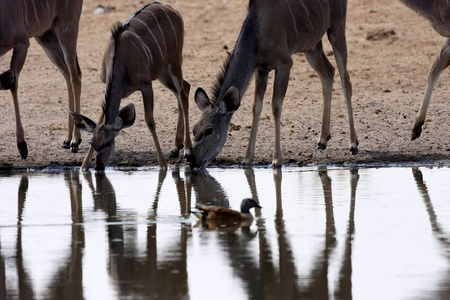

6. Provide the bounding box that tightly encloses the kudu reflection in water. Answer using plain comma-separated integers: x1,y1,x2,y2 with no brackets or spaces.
188,167,359,299
239,168,359,299
81,170,189,299
412,168,450,298
0,172,85,299
187,169,258,230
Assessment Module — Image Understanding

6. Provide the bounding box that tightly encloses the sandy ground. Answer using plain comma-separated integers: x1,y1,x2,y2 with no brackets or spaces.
1,0,450,172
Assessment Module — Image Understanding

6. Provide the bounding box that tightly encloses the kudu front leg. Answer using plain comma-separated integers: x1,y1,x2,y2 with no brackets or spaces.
328,27,358,153
412,38,450,141
243,70,269,166
271,62,292,168
169,79,191,159
80,111,104,172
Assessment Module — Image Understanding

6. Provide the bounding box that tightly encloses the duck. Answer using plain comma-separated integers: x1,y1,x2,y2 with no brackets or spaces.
192,198,262,222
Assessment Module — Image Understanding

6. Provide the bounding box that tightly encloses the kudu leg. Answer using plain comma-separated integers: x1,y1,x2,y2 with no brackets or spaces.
158,64,192,159
305,42,334,152
412,38,450,140
272,60,293,168
37,28,82,153
8,41,30,159
243,70,269,166
142,86,167,169
328,27,358,154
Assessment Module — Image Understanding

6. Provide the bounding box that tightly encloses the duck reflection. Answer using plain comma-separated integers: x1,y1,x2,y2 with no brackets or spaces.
412,168,450,297
82,169,189,299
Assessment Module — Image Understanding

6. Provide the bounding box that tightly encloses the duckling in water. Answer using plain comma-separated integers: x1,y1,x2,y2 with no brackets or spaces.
192,198,262,222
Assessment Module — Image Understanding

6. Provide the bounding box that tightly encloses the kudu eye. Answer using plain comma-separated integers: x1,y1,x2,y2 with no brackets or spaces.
104,141,112,148
204,127,213,137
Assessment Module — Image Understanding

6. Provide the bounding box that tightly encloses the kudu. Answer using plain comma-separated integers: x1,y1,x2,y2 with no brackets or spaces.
69,2,191,171
400,0,450,140
0,0,83,158
189,0,358,169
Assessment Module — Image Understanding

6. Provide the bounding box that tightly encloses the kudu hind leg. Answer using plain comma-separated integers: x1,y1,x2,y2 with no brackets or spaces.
305,44,334,151
37,29,82,153
158,64,192,159
8,41,29,159
412,38,450,140
328,27,358,154
142,86,167,169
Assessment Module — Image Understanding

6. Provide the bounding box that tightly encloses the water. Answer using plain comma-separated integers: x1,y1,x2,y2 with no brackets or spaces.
0,166,449,300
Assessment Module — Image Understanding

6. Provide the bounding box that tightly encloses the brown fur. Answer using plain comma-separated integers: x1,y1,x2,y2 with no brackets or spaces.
189,0,358,169
400,0,450,140
0,0,83,158
71,3,191,171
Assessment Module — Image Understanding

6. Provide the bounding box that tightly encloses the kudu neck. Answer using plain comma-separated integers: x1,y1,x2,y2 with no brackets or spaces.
213,1,259,106
400,0,433,19
104,66,126,125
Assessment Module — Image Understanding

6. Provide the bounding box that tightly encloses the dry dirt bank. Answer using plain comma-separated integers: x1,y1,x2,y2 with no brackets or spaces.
1,0,449,172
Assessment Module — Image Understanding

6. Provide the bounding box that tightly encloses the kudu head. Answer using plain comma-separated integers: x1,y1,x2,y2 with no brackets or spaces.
189,86,240,170
69,103,136,171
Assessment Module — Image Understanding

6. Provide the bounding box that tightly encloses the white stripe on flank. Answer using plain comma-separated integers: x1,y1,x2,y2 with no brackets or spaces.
142,10,168,54
298,0,314,30
161,9,178,47
43,0,50,15
30,0,40,23
23,1,29,26
284,0,300,39
135,17,165,60
128,28,153,65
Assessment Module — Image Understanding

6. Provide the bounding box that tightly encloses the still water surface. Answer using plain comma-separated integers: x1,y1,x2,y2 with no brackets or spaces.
0,166,450,299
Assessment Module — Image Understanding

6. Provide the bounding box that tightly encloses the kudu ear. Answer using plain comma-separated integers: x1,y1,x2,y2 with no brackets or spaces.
68,109,96,133
219,86,240,114
195,88,211,111
114,103,136,130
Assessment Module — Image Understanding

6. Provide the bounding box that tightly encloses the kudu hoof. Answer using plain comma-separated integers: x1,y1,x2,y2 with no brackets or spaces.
17,141,28,159
169,145,184,158
350,140,359,155
62,139,71,149
70,146,79,153
411,122,423,141
317,135,331,150
69,139,82,154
